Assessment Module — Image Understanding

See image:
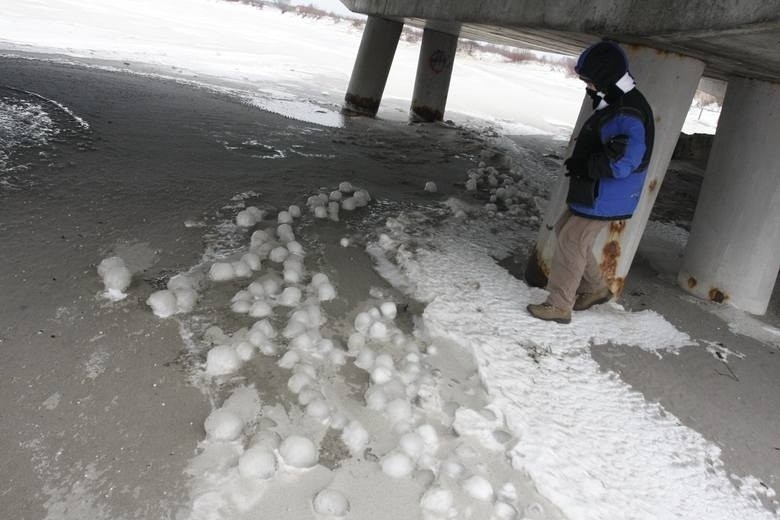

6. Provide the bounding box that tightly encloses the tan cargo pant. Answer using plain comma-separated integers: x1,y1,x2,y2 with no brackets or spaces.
545,210,610,311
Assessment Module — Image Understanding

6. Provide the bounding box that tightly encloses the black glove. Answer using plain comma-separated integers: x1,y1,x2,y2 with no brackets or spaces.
564,158,586,178
586,135,630,179
604,135,628,161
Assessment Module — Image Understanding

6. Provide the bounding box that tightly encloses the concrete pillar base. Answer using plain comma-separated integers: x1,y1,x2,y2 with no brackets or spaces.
410,28,459,122
343,16,404,117
525,45,705,295
678,78,780,315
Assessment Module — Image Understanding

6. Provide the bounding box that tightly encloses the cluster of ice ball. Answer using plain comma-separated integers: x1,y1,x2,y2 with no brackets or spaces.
236,206,265,227
201,395,321,486
189,191,535,518
146,271,202,318
202,314,283,374
306,181,371,221
464,161,536,218
198,205,339,378
97,256,132,301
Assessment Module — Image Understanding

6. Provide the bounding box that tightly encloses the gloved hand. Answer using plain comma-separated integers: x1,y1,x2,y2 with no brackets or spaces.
564,158,586,178
604,135,628,161
585,135,630,179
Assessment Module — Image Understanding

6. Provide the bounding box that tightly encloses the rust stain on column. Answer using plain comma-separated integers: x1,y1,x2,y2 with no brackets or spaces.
648,179,658,193
709,288,728,303
600,240,621,282
601,219,626,295
609,220,626,234
687,276,697,289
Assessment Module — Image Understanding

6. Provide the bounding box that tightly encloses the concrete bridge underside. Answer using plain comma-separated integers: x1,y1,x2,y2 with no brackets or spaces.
343,0,780,82
339,1,780,316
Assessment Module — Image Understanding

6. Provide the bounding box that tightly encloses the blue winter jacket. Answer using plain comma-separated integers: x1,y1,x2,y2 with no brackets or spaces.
566,88,654,220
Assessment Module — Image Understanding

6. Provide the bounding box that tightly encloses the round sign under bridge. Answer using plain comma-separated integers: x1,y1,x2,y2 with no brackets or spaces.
429,49,448,74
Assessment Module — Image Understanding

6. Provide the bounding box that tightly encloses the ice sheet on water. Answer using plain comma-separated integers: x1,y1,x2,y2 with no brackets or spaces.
243,95,344,128
0,96,57,175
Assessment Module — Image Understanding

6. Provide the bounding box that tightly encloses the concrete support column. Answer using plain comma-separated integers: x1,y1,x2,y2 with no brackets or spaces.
343,16,404,116
410,28,459,121
526,46,705,296
678,78,780,314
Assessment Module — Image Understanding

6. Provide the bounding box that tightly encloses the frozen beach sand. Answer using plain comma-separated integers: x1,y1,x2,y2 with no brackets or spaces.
1,57,778,520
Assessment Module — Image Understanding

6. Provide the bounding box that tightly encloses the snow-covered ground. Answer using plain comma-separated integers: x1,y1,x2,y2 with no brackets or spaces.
3,1,777,520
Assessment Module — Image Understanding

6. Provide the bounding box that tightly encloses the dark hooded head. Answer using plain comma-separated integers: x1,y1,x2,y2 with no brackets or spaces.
575,41,628,92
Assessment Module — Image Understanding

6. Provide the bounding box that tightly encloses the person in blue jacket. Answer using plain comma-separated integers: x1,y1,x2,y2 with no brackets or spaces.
528,40,655,324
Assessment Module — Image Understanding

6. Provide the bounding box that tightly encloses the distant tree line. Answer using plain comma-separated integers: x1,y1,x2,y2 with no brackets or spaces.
222,0,579,72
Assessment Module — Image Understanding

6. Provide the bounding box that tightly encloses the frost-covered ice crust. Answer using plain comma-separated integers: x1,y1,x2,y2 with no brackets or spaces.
368,184,778,517
0,85,92,188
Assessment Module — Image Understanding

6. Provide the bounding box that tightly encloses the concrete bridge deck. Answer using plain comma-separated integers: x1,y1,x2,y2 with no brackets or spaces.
343,0,780,82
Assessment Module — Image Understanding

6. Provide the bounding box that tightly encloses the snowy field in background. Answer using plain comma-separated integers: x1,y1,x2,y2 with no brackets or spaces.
4,2,775,520
0,0,717,140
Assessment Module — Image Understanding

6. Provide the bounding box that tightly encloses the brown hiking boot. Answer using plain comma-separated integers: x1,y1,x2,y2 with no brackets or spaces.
527,303,571,324
573,287,613,311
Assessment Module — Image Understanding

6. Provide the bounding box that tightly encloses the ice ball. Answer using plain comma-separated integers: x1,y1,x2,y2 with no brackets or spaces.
206,345,242,376
380,302,397,320
306,399,330,420
317,283,336,302
147,290,178,318
250,229,270,248
174,288,198,313
286,241,304,255
399,432,425,460
235,341,255,362
341,420,369,454
209,262,234,281
204,408,243,441
269,246,289,263
312,488,350,517
462,475,494,501
103,265,132,295
231,260,252,278
278,287,302,307
241,253,261,271
368,322,388,340
238,446,277,480
421,487,453,514
381,451,414,478
249,301,273,318
279,435,318,468
97,256,125,278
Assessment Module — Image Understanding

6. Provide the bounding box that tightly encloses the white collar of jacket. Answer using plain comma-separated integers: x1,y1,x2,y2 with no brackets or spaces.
595,72,636,110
